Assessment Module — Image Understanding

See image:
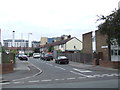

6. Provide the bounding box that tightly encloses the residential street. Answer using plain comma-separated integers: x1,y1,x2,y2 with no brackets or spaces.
1,58,119,88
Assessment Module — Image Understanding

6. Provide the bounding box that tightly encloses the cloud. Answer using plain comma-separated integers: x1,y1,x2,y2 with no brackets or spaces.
0,0,120,43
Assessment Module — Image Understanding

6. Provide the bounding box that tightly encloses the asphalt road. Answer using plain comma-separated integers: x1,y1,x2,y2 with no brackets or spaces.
2,58,120,88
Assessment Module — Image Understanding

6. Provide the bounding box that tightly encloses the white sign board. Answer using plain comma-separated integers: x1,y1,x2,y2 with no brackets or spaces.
101,46,108,49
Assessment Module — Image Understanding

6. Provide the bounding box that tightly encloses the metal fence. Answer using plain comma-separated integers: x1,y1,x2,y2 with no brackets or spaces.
59,53,93,65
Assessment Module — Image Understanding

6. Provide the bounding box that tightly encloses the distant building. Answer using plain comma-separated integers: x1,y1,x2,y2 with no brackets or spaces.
53,35,71,42
3,39,28,48
48,38,55,43
40,35,71,46
32,41,40,48
40,37,48,45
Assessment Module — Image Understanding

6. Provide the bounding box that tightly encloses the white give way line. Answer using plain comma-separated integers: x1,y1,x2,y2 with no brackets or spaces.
73,68,92,73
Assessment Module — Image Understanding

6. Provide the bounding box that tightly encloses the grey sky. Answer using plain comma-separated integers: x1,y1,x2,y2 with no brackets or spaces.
0,0,119,44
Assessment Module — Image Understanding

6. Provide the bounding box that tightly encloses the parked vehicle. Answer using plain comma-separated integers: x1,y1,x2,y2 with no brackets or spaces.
33,53,40,58
55,56,69,64
43,53,53,61
18,54,28,61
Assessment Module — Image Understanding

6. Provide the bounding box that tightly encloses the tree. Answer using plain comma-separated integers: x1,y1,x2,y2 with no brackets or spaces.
97,9,120,46
48,46,54,52
97,9,120,61
34,48,40,53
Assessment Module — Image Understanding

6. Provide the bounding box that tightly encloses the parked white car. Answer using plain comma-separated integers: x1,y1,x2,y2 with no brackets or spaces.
33,53,40,58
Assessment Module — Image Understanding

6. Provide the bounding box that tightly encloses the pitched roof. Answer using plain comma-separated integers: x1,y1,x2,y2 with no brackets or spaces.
44,37,74,48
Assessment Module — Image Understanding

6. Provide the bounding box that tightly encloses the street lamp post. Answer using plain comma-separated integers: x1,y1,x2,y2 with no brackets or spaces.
27,33,32,57
12,31,15,47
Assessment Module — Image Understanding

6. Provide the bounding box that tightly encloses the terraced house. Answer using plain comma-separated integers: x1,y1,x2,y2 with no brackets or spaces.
40,37,82,54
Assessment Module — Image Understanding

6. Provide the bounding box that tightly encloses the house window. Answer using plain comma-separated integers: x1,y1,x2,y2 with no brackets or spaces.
112,50,119,56
114,50,118,55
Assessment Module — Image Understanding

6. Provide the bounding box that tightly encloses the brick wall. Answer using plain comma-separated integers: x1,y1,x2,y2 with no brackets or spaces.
95,30,119,69
0,63,14,74
99,60,120,69
83,32,93,54
95,30,109,61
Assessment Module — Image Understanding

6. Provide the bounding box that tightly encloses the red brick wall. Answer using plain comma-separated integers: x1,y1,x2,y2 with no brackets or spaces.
95,30,109,61
83,32,93,54
99,60,120,69
0,63,14,74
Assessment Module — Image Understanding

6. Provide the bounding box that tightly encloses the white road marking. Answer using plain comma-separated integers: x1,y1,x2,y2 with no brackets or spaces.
54,66,66,70
105,74,115,77
92,75,101,77
70,71,88,77
112,73,120,76
28,80,39,83
86,75,96,78
7,73,119,85
55,78,65,81
0,82,10,85
55,79,60,81
67,78,76,80
13,82,24,84
73,68,92,73
41,79,52,82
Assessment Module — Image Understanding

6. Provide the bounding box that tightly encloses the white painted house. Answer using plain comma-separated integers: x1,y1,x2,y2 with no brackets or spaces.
43,37,82,53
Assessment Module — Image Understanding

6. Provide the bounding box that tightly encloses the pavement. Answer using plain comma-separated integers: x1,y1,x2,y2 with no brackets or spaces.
69,61,119,71
0,58,119,83
0,58,42,83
